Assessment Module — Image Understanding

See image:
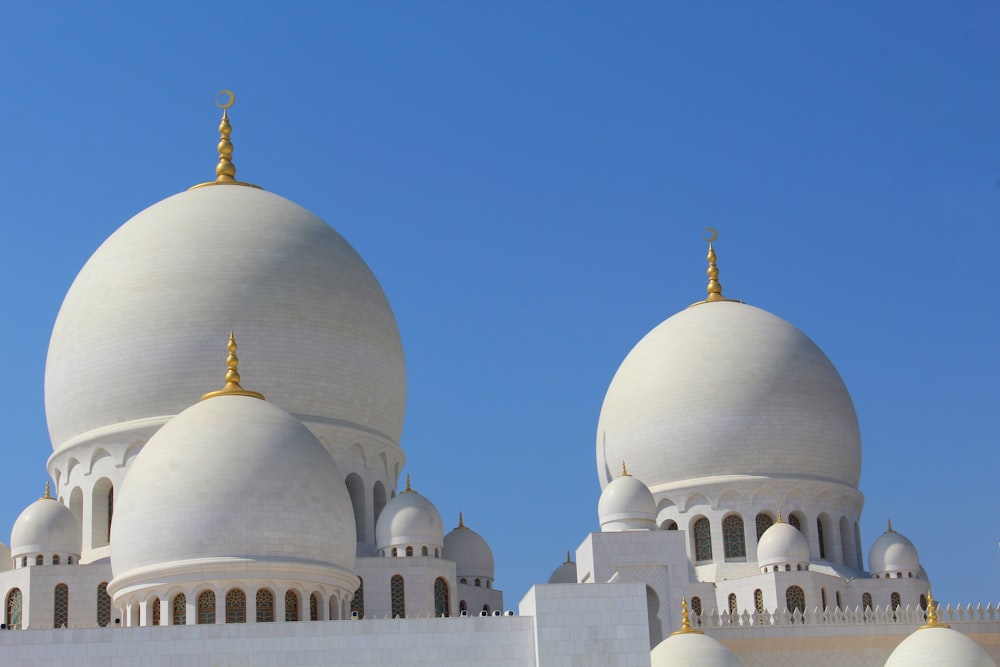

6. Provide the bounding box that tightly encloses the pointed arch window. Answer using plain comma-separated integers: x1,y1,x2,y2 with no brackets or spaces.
198,590,216,624
754,589,764,615
690,596,702,626
722,514,746,558
693,518,712,561
226,589,246,623
97,582,111,627
285,591,299,622
434,577,450,617
785,586,805,614
816,518,827,559
255,589,273,623
788,513,802,531
862,592,873,611
53,584,68,628
351,579,364,619
309,593,319,621
390,575,405,618
152,598,160,626
755,512,773,540
172,593,186,625
727,593,737,617
6,588,22,629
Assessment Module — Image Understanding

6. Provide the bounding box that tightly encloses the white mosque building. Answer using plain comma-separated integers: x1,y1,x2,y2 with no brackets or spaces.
0,95,996,666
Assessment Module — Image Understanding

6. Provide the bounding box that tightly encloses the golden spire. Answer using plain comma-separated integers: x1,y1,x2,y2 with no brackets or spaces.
190,90,261,190
887,518,894,532
671,597,704,636
565,550,573,564
620,461,630,477
458,512,465,528
776,511,783,523
40,481,52,500
919,590,950,630
689,228,741,307
201,332,266,401
403,475,412,493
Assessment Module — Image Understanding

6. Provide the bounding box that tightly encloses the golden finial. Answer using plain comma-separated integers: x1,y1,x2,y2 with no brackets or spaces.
887,518,894,533
671,597,704,636
565,550,573,564
40,481,52,500
190,90,261,190
776,511,783,523
403,475,412,493
919,590,950,629
458,512,465,528
620,461,630,477
689,228,741,307
201,332,266,401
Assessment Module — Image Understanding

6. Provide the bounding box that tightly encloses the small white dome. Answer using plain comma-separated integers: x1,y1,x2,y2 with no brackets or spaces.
375,480,444,552
651,631,743,667
10,490,81,558
547,554,577,584
597,302,861,493
443,515,494,580
110,395,356,581
869,524,920,578
884,626,995,667
598,468,656,531
757,519,810,571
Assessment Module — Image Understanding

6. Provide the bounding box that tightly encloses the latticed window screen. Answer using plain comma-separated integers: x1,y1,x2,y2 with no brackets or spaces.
309,593,318,621
256,589,274,623
433,577,450,617
226,589,246,623
173,594,186,625
390,575,405,618
727,593,737,616
862,593,873,610
788,514,802,531
6,588,22,629
693,518,712,561
96,583,111,627
198,591,215,624
285,591,299,622
891,592,901,610
816,519,827,559
755,513,773,540
152,598,160,626
722,515,746,558
53,584,68,628
785,586,805,613
690,596,702,616
754,589,764,614
350,579,364,619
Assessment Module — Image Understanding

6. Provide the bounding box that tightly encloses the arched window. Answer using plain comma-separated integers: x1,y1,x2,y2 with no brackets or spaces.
816,518,827,559
482,604,491,614
351,579,364,619
435,548,440,558
728,593,737,616
661,520,678,530
6,588,22,629
35,555,43,566
405,546,413,557
690,596,702,625
391,575,405,618
891,592,901,610
722,514,746,559
309,593,319,621
474,578,481,587
53,584,68,628
20,556,26,568
225,589,246,623
67,557,72,565
97,582,111,627
862,593,873,611
391,548,398,557
434,577,450,617
345,473,366,543
421,546,428,557
198,591,216,624
919,594,928,611
693,518,712,562
285,591,299,622
785,586,805,614
172,593,186,625
459,578,467,585
91,479,113,548
788,513,802,531
459,600,468,613
755,512,774,540
754,589,764,614
255,589,273,623
821,588,827,610
835,591,842,610
151,598,160,626
52,555,60,565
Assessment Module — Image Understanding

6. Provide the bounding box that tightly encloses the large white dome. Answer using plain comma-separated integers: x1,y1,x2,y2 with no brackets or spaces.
45,185,405,454
597,301,861,492
884,626,996,667
110,395,356,581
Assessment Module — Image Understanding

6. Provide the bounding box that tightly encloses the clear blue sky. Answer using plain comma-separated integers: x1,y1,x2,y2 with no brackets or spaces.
1,2,997,607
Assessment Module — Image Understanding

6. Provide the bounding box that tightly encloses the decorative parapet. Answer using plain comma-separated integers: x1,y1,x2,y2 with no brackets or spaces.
693,603,1000,630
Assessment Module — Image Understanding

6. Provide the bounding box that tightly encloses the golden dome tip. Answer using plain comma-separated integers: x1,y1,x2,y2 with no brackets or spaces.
190,90,262,191
200,331,265,401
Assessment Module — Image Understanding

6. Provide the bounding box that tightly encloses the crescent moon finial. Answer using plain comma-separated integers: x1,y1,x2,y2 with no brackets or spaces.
215,90,235,110
703,227,718,243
